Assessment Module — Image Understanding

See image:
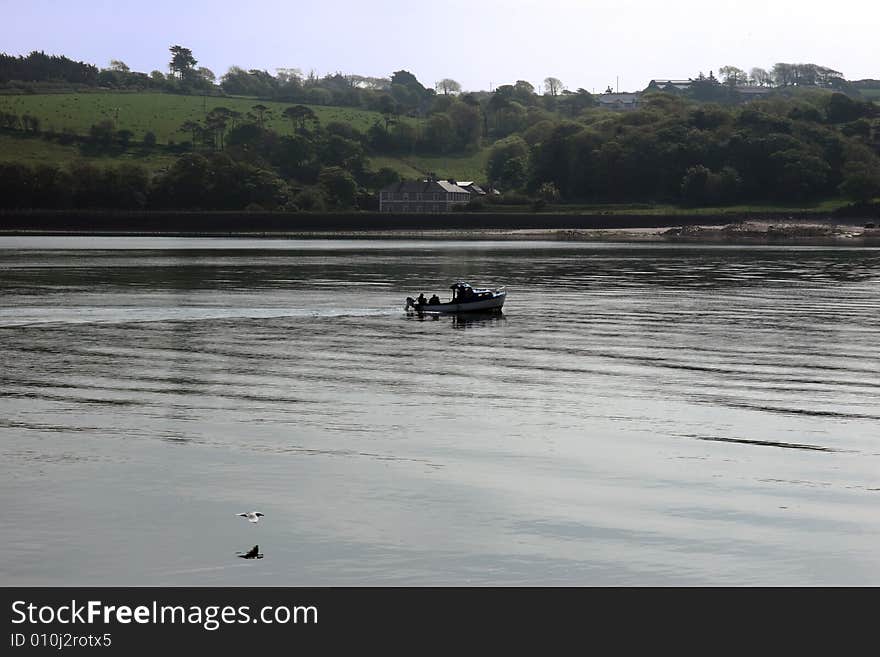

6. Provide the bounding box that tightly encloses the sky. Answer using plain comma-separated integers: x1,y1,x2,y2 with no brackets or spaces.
2,0,878,93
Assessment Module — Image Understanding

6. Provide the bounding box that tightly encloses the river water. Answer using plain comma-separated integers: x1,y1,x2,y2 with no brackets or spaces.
1,237,878,585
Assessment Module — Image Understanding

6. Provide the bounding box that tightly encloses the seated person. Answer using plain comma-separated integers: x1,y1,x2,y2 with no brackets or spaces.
429,294,440,305
417,293,427,305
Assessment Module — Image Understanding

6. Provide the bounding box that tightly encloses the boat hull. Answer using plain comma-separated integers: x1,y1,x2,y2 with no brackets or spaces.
411,291,506,314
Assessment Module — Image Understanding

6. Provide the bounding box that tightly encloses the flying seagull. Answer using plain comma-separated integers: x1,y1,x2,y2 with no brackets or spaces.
237,545,264,559
236,511,264,523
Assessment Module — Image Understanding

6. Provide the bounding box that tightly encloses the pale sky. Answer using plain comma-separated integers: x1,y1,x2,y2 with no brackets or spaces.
3,0,878,93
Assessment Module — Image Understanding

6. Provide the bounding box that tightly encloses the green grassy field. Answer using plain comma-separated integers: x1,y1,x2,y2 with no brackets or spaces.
0,92,401,143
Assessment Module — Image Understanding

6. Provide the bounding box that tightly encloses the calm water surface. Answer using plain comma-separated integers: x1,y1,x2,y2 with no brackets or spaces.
1,237,878,585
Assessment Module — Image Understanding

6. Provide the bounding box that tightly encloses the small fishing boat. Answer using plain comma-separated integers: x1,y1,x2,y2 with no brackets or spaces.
405,282,506,314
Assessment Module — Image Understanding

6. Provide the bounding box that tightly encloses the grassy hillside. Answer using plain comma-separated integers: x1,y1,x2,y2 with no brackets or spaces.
0,91,492,181
0,92,403,143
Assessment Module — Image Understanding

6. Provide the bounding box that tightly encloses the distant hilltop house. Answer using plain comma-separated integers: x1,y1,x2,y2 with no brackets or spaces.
596,92,641,111
378,175,474,213
647,79,693,92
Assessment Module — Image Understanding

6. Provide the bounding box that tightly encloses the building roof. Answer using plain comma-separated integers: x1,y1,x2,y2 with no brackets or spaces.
598,93,640,103
380,179,471,194
457,181,486,194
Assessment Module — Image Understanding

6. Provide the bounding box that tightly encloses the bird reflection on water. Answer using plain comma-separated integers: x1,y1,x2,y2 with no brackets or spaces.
236,545,264,559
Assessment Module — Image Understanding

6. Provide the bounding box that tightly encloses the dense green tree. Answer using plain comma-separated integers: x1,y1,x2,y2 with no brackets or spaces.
293,188,326,212
491,102,528,138
838,163,880,202
318,166,358,208
448,101,482,150
196,67,216,84
321,134,365,172
771,149,831,200
391,122,417,153
826,93,877,124
283,105,318,132
487,135,530,187
366,122,394,153
423,113,455,153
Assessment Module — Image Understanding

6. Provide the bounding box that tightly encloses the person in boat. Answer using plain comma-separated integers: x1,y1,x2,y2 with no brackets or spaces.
429,294,440,305
417,293,427,306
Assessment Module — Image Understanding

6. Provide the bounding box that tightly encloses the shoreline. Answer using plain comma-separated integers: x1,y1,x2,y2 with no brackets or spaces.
2,209,879,246
2,222,879,246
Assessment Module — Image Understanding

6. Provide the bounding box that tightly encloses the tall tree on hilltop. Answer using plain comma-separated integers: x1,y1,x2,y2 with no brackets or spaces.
718,66,746,86
435,78,462,95
749,67,772,87
169,45,197,79
543,77,564,96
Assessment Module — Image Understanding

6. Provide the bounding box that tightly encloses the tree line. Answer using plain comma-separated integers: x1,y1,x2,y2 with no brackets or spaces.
714,63,847,88
486,92,880,205
0,51,98,85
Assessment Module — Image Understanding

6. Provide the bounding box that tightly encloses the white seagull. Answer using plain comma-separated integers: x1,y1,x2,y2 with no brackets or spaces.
236,511,265,523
